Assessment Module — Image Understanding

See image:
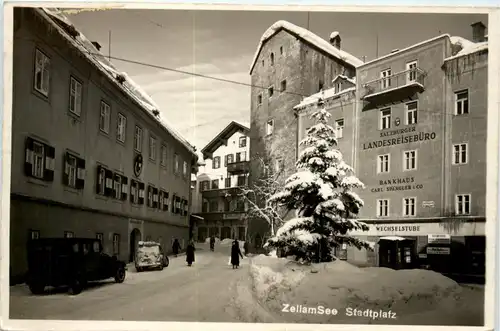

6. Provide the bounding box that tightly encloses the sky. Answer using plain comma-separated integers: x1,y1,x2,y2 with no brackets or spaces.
67,9,488,152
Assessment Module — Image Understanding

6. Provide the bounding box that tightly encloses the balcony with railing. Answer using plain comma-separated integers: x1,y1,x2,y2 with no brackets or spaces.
227,160,250,174
361,68,426,106
201,176,248,199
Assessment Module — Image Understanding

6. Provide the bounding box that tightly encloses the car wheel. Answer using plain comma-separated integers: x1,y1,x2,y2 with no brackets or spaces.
164,257,170,268
115,266,126,283
69,279,83,295
158,264,164,271
28,282,45,295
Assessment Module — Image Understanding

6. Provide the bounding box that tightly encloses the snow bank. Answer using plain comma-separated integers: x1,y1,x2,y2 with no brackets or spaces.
245,256,483,325
204,237,221,244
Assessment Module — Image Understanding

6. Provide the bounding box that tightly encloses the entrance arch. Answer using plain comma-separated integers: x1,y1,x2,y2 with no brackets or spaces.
129,228,142,262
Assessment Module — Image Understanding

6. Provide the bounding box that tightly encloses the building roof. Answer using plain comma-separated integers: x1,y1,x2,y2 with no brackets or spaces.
332,74,356,85
200,121,250,159
249,20,363,75
293,86,356,111
36,8,197,156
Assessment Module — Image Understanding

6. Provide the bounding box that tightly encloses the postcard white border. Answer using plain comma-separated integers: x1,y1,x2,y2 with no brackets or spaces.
1,2,499,331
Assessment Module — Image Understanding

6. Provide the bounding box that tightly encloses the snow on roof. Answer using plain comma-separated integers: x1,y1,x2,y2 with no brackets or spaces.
379,236,408,241
37,8,196,155
249,20,363,74
330,31,340,40
332,74,356,85
444,37,488,61
294,87,356,110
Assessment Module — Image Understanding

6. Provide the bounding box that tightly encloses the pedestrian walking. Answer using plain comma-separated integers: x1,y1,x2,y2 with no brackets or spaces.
231,239,244,269
210,235,215,252
243,241,249,256
172,238,181,257
186,240,196,267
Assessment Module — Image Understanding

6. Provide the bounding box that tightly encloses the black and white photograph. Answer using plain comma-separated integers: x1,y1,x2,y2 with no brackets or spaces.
2,3,498,330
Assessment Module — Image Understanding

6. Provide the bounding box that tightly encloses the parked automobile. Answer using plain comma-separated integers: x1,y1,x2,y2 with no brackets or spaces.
26,238,127,295
135,241,169,272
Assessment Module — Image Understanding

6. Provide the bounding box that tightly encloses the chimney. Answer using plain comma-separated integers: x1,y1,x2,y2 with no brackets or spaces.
471,22,486,43
329,31,341,49
91,41,102,51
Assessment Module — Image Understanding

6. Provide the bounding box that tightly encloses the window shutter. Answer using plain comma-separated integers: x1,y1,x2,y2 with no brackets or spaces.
75,157,85,189
153,188,159,208
43,144,55,182
96,165,102,194
224,155,228,167
104,169,113,196
164,192,169,211
138,182,145,205
24,137,34,177
121,176,128,200
62,152,70,186
130,180,136,203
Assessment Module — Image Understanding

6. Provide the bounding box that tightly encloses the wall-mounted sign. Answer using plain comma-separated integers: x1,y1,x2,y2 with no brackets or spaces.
348,221,485,237
422,201,435,208
362,125,437,150
428,234,451,244
133,154,143,177
394,118,401,127
370,176,424,193
427,247,451,255
375,225,421,232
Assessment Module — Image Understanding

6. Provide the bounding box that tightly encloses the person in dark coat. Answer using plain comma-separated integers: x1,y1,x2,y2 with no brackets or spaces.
172,238,181,257
231,240,244,269
243,241,249,256
186,240,195,267
209,236,215,252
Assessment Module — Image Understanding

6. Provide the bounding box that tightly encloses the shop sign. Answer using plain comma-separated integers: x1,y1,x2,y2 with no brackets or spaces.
427,247,450,255
418,253,428,259
428,234,451,244
370,176,424,193
361,125,437,150
422,201,435,208
348,221,485,237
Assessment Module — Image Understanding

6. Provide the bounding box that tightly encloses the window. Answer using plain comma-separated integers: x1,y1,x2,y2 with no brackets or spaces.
257,94,262,105
96,233,103,242
268,86,274,97
377,199,389,217
211,179,219,189
403,150,417,171
275,158,284,173
116,113,126,142
266,119,274,135
160,190,169,211
161,144,168,167
34,49,50,96
209,200,218,212
30,230,40,240
225,154,234,166
113,174,122,199
335,82,342,94
270,52,275,65
236,151,247,162
174,153,180,173
69,77,82,116
130,180,140,204
406,61,418,83
335,119,344,139
455,90,469,115
405,101,418,125
239,137,247,148
280,46,283,55
147,186,154,207
183,161,188,177
455,194,471,215
280,80,287,92
113,233,120,255
66,154,77,187
213,156,221,169
64,231,74,238
149,135,157,161
237,175,246,186
453,143,468,165
97,166,106,195
25,137,55,182
134,126,143,152
225,177,231,188
202,181,210,191
261,59,264,67
318,80,324,92
377,154,390,173
403,197,416,216
380,108,391,130
99,101,111,134
380,69,392,89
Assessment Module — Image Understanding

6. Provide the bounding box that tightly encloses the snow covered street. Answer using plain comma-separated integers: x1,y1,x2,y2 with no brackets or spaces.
9,248,484,326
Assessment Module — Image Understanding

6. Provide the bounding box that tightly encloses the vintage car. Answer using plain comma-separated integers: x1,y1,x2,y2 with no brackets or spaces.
26,238,127,295
135,241,169,272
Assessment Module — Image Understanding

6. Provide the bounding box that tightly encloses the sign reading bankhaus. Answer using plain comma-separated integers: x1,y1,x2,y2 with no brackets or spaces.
362,126,437,150
370,176,424,193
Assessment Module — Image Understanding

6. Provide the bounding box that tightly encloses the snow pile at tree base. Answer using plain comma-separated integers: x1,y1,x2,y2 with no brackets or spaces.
245,256,483,325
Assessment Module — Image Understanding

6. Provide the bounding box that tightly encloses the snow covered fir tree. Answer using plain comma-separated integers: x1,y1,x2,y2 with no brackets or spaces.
264,100,373,263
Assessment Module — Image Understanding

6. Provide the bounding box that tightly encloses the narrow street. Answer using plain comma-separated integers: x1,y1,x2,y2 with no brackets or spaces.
10,248,251,322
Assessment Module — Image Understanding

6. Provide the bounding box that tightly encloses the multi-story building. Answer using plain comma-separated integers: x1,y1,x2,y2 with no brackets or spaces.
295,21,488,278
248,20,363,248
10,8,198,282
192,121,250,242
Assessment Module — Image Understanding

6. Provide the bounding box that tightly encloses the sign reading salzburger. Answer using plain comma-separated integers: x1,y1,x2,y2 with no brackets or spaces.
362,126,437,150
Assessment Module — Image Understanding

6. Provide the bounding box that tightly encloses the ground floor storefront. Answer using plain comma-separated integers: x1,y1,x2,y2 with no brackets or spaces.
195,219,247,242
9,196,189,284
345,219,486,282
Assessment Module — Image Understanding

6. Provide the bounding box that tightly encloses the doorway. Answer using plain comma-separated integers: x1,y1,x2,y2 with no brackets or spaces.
129,228,142,262
221,227,231,240
378,237,416,270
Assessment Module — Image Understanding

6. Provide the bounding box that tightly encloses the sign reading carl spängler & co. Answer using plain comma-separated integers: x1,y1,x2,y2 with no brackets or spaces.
362,126,437,150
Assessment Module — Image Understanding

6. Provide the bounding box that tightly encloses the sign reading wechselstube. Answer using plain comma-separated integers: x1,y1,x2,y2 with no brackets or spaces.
362,126,437,150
